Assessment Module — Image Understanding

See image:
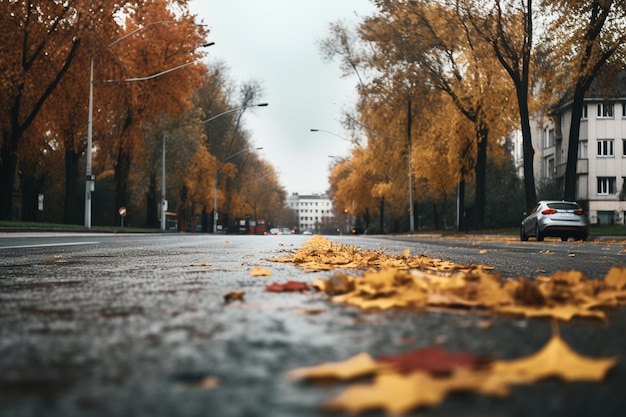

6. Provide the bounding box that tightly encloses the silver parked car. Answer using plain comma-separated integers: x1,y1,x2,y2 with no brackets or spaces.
520,200,589,242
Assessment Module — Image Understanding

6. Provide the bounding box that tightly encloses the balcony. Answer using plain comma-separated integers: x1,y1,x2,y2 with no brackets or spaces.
556,159,588,178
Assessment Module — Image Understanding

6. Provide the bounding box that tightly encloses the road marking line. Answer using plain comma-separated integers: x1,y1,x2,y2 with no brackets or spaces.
1,241,100,249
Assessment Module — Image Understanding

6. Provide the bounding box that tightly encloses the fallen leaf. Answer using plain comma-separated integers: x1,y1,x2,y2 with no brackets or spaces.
265,281,311,292
323,371,446,415
179,375,221,390
479,249,487,254
191,263,211,267
249,266,272,277
605,266,626,290
377,347,492,375
289,352,381,381
491,332,618,383
297,308,324,315
224,290,245,303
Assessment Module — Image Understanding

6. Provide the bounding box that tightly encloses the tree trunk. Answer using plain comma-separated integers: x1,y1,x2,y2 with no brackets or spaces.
21,175,39,222
379,197,385,234
517,88,538,212
0,140,17,220
474,126,488,229
563,87,587,201
457,172,466,231
146,173,158,228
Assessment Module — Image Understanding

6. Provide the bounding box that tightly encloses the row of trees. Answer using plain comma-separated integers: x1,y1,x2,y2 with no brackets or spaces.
0,0,287,229
323,0,626,231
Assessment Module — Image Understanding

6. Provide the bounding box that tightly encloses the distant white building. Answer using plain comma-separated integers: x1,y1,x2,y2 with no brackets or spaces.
286,193,335,233
513,74,626,225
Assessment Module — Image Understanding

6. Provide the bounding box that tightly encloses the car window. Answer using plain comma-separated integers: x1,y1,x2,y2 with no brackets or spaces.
547,203,579,210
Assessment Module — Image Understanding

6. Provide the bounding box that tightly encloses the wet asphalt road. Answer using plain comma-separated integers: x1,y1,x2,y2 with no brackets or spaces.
1,232,626,417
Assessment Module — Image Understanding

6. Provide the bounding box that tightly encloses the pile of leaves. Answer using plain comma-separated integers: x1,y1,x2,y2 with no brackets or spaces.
289,330,618,415
270,235,476,273
271,236,626,321
268,236,624,414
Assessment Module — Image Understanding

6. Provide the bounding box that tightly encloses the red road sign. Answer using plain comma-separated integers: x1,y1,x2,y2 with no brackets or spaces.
119,206,127,217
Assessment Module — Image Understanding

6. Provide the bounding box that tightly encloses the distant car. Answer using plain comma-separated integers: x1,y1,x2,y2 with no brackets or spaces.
302,230,313,235
351,227,365,235
269,227,280,235
520,200,588,242
281,228,293,235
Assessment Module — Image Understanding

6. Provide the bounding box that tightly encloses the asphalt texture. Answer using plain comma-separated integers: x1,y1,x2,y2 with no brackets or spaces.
1,233,626,417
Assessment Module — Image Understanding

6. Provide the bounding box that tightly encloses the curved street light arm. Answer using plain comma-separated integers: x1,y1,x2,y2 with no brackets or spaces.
201,103,268,124
102,61,197,83
344,113,402,142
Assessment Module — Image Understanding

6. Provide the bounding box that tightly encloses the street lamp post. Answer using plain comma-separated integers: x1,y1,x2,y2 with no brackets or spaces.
213,147,263,233
84,21,205,228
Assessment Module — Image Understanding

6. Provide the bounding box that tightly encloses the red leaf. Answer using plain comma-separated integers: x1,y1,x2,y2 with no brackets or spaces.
377,347,492,375
265,281,311,292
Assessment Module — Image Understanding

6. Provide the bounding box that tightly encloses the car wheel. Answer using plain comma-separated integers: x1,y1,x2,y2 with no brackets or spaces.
520,225,529,241
535,225,544,242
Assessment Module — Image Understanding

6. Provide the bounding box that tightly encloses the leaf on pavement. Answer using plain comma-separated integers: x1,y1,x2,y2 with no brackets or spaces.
377,347,492,375
491,332,619,383
265,281,310,292
249,266,272,277
289,352,381,382
223,290,245,303
323,371,447,415
604,266,626,290
294,330,618,415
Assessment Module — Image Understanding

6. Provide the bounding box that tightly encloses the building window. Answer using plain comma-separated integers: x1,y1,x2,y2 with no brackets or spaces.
544,128,555,148
597,177,617,195
623,139,626,156
582,104,588,119
578,140,588,159
623,103,626,118
597,139,614,157
597,103,614,118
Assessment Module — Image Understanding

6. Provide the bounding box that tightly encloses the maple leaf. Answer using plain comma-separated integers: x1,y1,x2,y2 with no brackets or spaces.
491,332,619,383
604,266,626,290
377,347,492,375
288,352,381,381
249,266,272,277
323,372,446,415
265,281,310,292
495,304,607,321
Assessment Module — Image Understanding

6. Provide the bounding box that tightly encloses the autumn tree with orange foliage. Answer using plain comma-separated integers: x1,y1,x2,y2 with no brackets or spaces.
323,1,517,231
0,1,110,220
91,1,208,225
0,0,210,225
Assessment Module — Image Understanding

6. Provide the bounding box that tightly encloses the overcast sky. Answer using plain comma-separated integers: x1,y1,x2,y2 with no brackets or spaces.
187,0,376,196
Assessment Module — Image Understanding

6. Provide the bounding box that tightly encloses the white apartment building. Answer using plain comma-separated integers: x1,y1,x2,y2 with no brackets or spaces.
515,76,626,225
286,193,335,233
551,96,626,225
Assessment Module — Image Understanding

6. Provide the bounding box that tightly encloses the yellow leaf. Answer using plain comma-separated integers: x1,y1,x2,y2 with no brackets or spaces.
491,333,618,383
479,249,487,254
605,266,626,290
496,305,606,321
288,352,380,381
324,372,447,415
249,266,272,277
